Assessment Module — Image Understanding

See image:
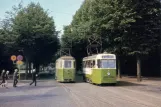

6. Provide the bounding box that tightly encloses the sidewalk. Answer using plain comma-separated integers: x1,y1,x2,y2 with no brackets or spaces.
119,76,161,86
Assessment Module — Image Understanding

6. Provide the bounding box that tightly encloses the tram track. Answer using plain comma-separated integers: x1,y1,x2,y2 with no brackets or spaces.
61,83,116,107
66,83,159,107
117,86,161,100
73,83,148,107
59,82,161,107
61,83,101,107
60,83,83,107
92,85,159,107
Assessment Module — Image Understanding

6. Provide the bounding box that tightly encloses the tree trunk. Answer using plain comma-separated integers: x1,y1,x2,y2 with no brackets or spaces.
35,63,40,73
117,58,121,79
137,56,142,82
29,62,31,74
160,45,161,77
43,66,45,72
25,60,28,80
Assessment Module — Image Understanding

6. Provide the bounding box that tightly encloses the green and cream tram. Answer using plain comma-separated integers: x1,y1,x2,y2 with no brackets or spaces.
55,56,76,82
83,53,117,85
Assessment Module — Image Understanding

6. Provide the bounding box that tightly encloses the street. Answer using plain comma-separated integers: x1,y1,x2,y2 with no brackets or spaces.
0,78,161,107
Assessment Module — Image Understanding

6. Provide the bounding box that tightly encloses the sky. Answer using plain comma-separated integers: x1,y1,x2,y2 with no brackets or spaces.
0,0,84,35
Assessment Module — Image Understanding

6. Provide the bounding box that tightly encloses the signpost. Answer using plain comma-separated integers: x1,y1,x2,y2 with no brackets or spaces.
11,55,24,80
17,60,23,80
11,55,17,64
17,55,23,61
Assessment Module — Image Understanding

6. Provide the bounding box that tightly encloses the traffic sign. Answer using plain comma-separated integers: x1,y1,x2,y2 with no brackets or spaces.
16,60,23,65
11,55,16,61
17,55,23,61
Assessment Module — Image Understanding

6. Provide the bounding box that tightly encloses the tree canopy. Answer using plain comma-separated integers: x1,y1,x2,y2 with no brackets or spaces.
0,2,60,73
12,2,60,69
62,0,161,80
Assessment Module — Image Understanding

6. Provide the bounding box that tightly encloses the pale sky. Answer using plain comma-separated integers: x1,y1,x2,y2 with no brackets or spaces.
0,0,84,35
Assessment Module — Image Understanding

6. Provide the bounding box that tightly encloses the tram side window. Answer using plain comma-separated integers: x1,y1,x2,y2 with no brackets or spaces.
97,60,101,68
85,61,88,68
86,61,90,68
93,60,95,68
64,60,72,68
84,61,92,68
89,60,92,68
84,60,95,68
85,61,87,67
83,61,86,68
85,61,87,68
90,61,93,68
86,61,88,67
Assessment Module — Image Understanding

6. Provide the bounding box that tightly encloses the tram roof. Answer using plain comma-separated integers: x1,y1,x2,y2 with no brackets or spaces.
83,53,116,61
56,56,75,61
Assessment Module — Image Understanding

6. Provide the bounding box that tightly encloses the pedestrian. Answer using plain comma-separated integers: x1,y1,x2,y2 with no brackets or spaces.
30,69,38,86
0,70,6,87
13,69,19,87
4,71,9,88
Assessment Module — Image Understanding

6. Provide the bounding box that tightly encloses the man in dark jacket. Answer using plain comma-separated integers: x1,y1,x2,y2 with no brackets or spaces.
0,70,6,87
3,71,9,88
13,69,19,87
30,69,38,86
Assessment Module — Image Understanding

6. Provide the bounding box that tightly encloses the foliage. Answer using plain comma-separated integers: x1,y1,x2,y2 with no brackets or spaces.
63,0,161,55
12,2,60,67
62,0,161,71
0,2,60,73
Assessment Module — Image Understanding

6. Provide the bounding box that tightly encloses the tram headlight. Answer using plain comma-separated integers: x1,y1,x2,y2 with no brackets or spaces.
107,72,110,76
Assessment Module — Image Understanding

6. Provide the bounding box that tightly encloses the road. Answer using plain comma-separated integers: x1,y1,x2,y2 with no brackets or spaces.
0,79,161,107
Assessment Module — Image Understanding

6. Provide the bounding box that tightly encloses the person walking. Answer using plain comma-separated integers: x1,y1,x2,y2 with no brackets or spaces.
0,70,6,87
13,69,19,87
30,69,38,86
4,71,9,88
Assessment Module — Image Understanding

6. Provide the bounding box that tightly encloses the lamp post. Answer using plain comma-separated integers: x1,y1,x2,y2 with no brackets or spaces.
18,49,28,79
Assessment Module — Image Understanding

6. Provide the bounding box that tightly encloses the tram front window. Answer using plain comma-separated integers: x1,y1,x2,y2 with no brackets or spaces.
98,59,116,68
64,60,72,68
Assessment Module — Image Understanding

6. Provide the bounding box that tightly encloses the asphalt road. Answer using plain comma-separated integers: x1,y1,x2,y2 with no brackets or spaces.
0,80,161,107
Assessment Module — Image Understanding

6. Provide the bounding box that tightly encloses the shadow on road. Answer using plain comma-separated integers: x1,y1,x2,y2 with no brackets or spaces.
99,81,146,87
75,75,85,83
17,85,56,90
0,85,57,94
0,94,58,103
117,81,146,86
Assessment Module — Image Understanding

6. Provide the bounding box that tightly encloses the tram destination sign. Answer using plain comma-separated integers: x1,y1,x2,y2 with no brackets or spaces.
102,55,114,59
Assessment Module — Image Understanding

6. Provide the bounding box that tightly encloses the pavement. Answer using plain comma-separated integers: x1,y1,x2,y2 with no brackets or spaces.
0,78,161,107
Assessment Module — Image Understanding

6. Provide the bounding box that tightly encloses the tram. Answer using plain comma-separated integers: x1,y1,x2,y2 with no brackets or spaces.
83,53,117,85
55,56,76,82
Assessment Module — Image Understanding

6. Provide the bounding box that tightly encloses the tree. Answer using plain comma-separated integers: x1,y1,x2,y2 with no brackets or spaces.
89,0,161,81
86,0,138,78
0,6,21,72
62,0,137,73
62,0,161,81
62,25,87,71
12,2,60,72
124,0,161,81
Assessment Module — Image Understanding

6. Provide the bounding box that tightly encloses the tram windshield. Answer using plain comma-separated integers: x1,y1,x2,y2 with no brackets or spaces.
98,59,116,68
64,60,72,68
